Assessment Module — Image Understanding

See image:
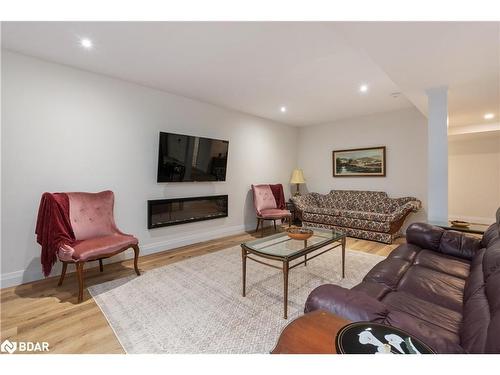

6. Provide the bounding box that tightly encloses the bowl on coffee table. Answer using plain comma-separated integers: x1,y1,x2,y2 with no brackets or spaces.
285,227,313,241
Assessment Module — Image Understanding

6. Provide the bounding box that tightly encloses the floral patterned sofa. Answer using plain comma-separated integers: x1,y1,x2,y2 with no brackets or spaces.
291,190,421,244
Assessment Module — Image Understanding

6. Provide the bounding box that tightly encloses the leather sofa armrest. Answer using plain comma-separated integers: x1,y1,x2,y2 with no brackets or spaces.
438,230,482,261
406,222,445,251
304,284,389,322
406,222,481,260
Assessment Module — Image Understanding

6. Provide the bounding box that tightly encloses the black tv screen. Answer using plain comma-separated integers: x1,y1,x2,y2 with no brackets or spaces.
157,132,229,182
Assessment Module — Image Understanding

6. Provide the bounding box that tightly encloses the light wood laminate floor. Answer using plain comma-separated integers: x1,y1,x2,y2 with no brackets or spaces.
0,229,403,353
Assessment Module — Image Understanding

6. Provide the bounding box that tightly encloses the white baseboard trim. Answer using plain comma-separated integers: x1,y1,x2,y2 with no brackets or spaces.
448,215,494,225
0,223,256,289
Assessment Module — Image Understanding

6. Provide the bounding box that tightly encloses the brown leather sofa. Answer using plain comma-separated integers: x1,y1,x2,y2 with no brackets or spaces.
291,190,421,244
304,209,500,353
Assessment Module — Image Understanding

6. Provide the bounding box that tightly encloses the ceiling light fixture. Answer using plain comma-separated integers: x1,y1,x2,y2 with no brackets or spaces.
359,84,369,93
280,106,287,113
80,38,93,49
484,113,495,120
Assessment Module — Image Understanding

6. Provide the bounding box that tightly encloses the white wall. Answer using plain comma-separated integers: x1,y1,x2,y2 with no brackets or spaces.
448,131,500,224
296,108,428,224
1,51,298,287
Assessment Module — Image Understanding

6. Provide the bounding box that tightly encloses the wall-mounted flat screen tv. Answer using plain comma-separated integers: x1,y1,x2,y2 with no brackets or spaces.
157,132,229,182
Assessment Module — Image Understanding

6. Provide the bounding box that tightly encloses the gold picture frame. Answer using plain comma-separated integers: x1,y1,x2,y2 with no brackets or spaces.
333,146,386,177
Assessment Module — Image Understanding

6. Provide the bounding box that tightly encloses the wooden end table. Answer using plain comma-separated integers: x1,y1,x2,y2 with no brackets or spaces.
271,310,350,354
427,220,488,235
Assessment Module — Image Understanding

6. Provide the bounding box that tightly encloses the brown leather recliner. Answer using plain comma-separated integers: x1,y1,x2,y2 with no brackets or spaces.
304,208,500,354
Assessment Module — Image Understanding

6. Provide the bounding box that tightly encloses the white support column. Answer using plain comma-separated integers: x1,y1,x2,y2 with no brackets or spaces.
426,86,449,222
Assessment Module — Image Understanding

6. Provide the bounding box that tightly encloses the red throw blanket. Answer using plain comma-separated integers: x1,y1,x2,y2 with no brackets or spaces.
270,184,286,210
35,193,75,276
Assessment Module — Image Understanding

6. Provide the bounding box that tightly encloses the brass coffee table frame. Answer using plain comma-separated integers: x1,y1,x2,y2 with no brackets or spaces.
241,230,346,319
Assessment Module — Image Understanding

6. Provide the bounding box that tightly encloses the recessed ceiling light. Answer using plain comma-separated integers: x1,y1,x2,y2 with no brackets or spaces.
80,38,93,49
280,106,287,113
359,84,369,93
484,113,495,120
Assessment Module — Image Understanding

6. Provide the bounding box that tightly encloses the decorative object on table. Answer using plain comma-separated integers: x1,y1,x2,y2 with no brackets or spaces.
450,220,470,228
285,226,313,240
291,190,421,244
290,168,306,196
35,190,140,303
251,184,291,237
428,220,488,235
335,322,435,354
333,146,386,177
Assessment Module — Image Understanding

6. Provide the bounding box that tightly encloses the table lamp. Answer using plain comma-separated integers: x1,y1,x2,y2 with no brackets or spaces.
290,168,306,196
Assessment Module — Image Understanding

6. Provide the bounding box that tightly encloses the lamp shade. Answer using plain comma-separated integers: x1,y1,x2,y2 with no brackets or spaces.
290,168,306,184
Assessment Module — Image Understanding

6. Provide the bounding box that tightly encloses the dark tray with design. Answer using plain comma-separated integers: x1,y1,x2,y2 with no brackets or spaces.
335,322,435,354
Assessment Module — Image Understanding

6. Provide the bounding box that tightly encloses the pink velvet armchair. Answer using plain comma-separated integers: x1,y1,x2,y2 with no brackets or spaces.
56,191,140,302
251,184,291,237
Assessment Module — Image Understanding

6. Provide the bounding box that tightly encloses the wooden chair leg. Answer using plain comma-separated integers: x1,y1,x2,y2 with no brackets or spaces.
57,262,68,286
76,262,85,303
255,218,260,232
273,220,277,231
99,259,104,272
132,245,141,276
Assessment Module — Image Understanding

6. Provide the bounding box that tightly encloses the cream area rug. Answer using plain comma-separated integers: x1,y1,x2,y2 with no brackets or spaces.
88,245,384,354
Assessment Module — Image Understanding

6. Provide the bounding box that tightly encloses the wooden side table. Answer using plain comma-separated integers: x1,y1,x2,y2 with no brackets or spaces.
427,220,488,235
286,200,302,226
271,310,350,354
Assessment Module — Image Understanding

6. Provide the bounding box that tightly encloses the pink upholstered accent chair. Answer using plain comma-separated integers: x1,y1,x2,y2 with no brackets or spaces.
57,191,140,302
252,184,291,237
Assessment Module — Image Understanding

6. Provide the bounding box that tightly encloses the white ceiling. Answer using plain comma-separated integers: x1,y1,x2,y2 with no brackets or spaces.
334,22,500,128
2,21,499,128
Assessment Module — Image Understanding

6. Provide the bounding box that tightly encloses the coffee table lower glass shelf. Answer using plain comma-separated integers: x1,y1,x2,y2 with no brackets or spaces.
240,227,346,319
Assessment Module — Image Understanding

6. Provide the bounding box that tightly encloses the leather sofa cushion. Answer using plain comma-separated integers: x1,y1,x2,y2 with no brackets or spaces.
485,271,500,353
461,285,490,353
439,231,481,260
352,282,392,300
386,243,420,262
384,310,464,353
481,222,499,248
383,291,462,334
463,248,486,301
398,266,465,312
414,249,470,279
483,238,500,279
363,258,411,290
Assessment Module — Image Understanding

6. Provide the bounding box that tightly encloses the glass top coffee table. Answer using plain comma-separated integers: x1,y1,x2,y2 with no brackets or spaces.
241,227,346,319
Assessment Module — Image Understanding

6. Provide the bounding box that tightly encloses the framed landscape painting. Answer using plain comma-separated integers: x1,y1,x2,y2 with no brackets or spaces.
333,146,386,177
